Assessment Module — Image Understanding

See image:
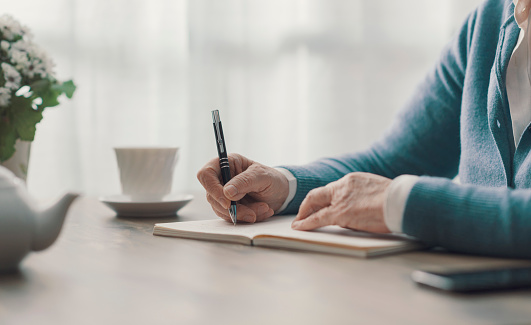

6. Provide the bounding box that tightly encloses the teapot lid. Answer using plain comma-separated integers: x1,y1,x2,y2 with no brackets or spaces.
0,166,21,188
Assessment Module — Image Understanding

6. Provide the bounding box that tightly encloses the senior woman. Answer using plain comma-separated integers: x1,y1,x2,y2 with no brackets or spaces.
197,0,531,258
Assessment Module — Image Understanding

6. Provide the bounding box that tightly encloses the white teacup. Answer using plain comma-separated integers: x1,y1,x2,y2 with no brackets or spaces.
114,147,179,202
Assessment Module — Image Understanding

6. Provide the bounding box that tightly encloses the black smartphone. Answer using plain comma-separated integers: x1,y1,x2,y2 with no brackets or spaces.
411,266,531,292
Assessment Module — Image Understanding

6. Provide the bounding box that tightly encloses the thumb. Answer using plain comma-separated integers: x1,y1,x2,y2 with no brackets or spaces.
223,166,269,201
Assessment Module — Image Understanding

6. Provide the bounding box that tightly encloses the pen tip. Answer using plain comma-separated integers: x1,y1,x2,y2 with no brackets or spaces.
229,206,237,225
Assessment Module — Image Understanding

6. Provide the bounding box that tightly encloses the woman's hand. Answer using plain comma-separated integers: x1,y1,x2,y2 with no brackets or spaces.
291,172,392,233
197,153,289,223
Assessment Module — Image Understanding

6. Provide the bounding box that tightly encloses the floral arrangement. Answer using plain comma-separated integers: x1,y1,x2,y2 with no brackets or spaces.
0,14,75,161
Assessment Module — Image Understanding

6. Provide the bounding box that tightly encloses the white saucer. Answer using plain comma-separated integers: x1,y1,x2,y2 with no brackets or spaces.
99,194,194,217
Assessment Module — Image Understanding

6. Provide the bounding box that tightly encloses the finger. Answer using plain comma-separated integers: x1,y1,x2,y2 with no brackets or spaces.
291,206,334,231
206,193,232,222
235,204,258,223
245,201,274,222
209,194,272,223
215,202,272,223
256,208,274,222
212,206,232,223
223,165,271,201
211,201,233,223
294,186,333,222
197,160,231,209
206,193,228,214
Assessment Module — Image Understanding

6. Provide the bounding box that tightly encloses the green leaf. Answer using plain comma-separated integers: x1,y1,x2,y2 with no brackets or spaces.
40,88,61,108
52,80,76,99
28,79,76,109
0,118,17,162
11,95,43,141
29,79,52,93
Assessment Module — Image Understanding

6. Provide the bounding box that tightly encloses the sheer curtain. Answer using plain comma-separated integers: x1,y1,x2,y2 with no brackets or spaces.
3,0,482,199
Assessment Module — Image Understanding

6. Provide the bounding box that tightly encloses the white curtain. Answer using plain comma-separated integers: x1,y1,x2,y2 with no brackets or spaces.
3,0,482,199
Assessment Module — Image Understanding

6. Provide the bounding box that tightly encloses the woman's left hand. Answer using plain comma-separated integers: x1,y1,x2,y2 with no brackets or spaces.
291,172,392,233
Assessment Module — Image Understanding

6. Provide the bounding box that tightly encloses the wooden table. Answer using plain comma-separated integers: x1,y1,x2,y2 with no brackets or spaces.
1,194,531,325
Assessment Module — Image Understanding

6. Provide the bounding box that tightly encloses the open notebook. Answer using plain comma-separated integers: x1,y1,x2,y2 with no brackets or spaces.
153,216,423,258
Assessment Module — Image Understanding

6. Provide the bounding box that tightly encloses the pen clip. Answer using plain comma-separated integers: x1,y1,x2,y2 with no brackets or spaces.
212,110,225,153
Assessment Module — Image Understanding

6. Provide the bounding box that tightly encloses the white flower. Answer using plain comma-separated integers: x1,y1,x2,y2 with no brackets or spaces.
10,49,29,69
24,58,49,79
1,63,21,90
0,87,11,107
19,25,32,39
10,39,31,52
0,40,9,52
9,40,55,79
37,55,55,78
30,46,55,77
10,41,32,73
0,15,26,41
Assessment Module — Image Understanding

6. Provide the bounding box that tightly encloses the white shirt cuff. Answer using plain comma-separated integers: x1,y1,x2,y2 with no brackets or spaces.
384,175,419,233
274,168,297,213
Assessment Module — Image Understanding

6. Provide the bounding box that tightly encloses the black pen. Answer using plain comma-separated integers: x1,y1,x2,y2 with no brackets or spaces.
211,110,237,225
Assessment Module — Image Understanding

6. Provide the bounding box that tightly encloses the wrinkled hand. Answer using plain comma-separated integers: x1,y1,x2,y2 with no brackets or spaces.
291,172,392,233
197,153,289,223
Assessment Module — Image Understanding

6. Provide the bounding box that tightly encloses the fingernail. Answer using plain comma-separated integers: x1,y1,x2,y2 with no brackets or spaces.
291,221,301,229
225,185,238,197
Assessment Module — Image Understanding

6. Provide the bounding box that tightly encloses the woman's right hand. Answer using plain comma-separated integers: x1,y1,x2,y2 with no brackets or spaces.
197,153,290,223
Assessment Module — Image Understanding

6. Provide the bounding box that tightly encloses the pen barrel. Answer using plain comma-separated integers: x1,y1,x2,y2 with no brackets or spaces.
212,110,236,208
220,163,236,206
220,161,231,185
212,121,228,160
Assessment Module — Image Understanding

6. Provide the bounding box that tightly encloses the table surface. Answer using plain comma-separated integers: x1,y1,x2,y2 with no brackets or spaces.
1,194,531,325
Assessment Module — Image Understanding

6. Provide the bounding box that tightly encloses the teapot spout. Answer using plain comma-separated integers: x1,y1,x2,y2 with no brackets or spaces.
32,193,80,252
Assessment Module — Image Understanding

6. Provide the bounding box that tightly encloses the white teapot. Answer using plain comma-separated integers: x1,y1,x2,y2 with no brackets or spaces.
0,166,79,272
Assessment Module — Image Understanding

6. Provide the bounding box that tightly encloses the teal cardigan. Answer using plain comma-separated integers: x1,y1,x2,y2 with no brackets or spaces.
280,0,531,258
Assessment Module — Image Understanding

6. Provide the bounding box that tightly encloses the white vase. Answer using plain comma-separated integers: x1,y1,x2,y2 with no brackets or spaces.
1,140,31,182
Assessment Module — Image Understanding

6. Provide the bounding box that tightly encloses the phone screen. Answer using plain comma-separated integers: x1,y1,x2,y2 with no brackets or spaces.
411,266,531,292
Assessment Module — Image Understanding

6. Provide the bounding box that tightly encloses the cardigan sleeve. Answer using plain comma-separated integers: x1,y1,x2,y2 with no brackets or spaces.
279,8,476,214
404,177,531,258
